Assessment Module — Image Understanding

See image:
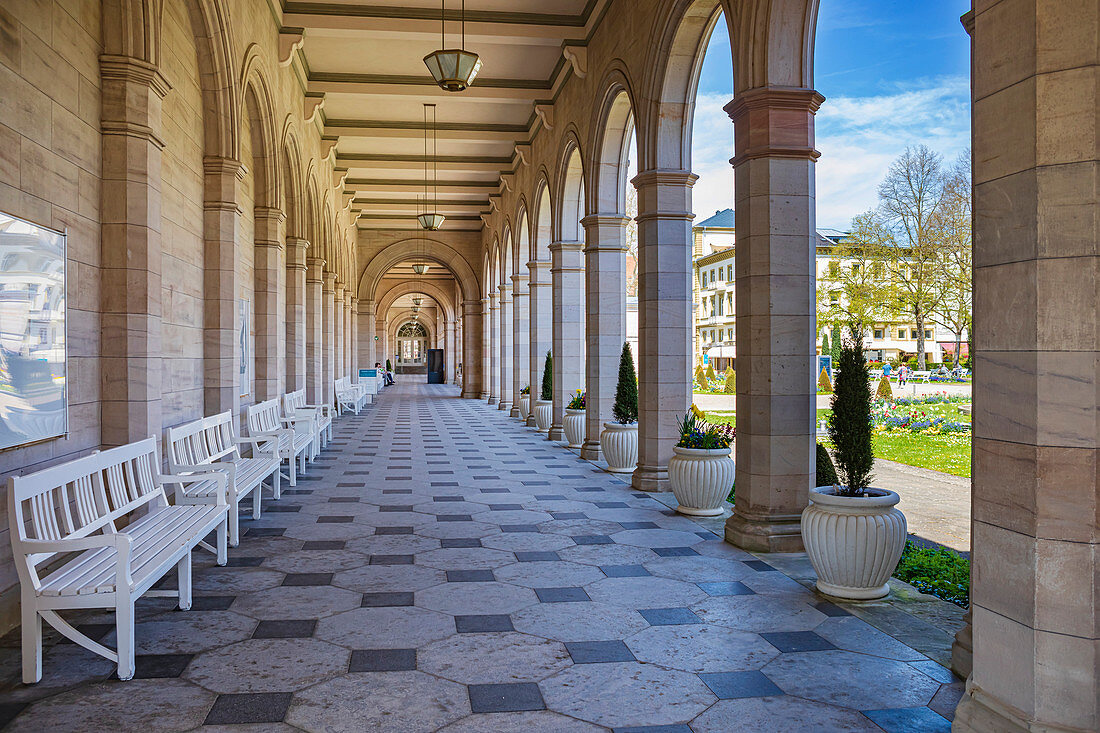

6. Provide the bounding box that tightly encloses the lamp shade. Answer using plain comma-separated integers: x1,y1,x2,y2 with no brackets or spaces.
412,297,423,306
417,212,446,230
411,263,430,275
423,49,482,92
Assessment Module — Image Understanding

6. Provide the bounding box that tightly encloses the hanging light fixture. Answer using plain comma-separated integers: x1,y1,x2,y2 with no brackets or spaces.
417,104,445,231
412,262,430,275
412,296,423,307
424,0,482,92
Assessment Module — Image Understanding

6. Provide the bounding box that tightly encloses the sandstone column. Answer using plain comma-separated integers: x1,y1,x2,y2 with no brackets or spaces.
549,240,585,440
359,299,376,370
953,3,1100,730
480,298,491,399
203,157,243,418
254,207,285,401
723,88,821,551
581,215,629,459
305,258,325,404
462,299,484,398
510,272,530,417
348,295,358,378
632,170,696,490
487,292,501,404
527,260,552,425
285,238,308,392
322,272,336,405
498,284,513,411
334,283,345,385
99,56,169,446
445,318,456,383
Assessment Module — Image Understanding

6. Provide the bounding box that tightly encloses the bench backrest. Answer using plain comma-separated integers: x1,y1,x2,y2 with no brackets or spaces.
284,389,307,413
165,410,239,473
247,398,283,436
8,438,166,584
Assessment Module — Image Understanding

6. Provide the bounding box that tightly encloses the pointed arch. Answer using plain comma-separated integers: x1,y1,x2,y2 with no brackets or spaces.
375,280,457,322
102,0,163,64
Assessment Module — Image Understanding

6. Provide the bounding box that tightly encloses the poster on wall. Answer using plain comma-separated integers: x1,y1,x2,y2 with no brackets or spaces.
0,212,67,451
239,298,250,397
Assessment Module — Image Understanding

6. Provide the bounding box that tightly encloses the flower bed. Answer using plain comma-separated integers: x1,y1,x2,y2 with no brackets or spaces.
892,540,970,607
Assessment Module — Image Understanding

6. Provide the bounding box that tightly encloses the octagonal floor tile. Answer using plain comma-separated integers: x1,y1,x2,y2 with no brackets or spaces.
315,606,456,649
191,568,285,594
557,543,656,567
610,528,708,548
691,695,882,732
231,585,362,620
512,601,650,641
345,534,442,556
764,649,942,710
540,519,625,537
415,581,538,616
332,564,447,593
693,595,828,633
261,548,371,575
418,631,571,684
643,556,753,583
494,561,605,589
584,576,708,609
624,622,778,673
183,638,348,693
415,547,518,570
437,711,604,732
482,532,575,553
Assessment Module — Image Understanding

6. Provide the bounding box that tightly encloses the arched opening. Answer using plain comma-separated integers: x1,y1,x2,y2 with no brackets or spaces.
395,320,429,368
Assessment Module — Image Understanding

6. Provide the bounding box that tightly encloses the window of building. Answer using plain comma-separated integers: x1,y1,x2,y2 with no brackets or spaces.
701,271,707,287
726,265,733,281
925,329,932,340
874,329,883,340
898,328,906,339
911,329,919,339
716,296,724,316
717,267,724,281
830,292,839,304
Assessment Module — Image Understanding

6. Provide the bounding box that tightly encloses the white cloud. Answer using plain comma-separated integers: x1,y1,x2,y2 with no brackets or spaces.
689,76,971,230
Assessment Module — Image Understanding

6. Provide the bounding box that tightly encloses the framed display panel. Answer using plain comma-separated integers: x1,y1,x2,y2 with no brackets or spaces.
0,212,67,451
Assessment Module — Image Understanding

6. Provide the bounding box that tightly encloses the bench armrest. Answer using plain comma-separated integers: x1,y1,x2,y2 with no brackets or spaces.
159,470,228,506
281,415,317,433
235,436,279,459
21,534,134,590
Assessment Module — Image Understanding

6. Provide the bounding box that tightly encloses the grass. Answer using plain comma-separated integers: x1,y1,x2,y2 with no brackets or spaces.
892,540,970,607
872,432,971,477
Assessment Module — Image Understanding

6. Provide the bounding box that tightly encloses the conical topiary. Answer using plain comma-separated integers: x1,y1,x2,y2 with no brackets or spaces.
540,350,553,401
876,374,893,400
694,366,707,385
816,443,838,487
826,328,874,496
723,369,736,394
818,367,833,393
385,359,392,372
612,342,638,424
705,363,716,382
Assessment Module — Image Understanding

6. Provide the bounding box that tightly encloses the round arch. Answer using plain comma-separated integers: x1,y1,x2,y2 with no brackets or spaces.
240,44,280,211
184,0,240,161
555,131,586,243
358,238,481,303
532,179,553,262
376,280,457,322
589,72,638,216
280,116,304,238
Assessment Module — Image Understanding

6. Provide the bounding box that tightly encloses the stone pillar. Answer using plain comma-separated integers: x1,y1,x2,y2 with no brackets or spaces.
359,300,376,369
349,295,358,378
498,285,513,410
631,170,696,491
549,241,585,440
527,260,552,426
479,298,491,399
203,157,243,418
488,292,501,404
722,87,822,551
305,259,325,404
510,273,530,417
461,299,484,399
334,283,345,385
445,318,456,383
285,238,309,392
254,207,285,401
322,272,336,405
99,56,169,446
953,4,1100,730
581,215,629,460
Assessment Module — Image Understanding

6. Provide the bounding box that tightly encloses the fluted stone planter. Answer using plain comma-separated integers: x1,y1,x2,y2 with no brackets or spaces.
668,446,735,516
801,487,907,600
533,400,552,432
563,409,585,448
518,396,530,420
600,422,637,473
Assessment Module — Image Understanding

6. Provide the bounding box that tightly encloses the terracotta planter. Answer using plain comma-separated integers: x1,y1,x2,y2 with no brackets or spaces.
801,487,907,600
600,422,637,473
518,396,530,420
668,446,735,516
533,400,552,432
563,409,585,448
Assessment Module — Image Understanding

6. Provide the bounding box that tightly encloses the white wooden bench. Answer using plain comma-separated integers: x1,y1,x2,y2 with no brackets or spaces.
283,388,333,455
335,376,369,415
8,437,228,683
166,410,281,547
912,370,931,383
247,397,313,486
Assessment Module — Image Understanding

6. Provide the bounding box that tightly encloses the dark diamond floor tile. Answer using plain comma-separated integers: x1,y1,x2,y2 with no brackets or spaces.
437,514,473,522
379,505,414,513
698,670,782,699
455,614,515,633
551,512,588,520
375,526,414,536
601,565,650,578
383,489,413,495
744,560,778,572
244,527,286,538
283,573,333,586
362,591,415,607
638,607,702,626
371,555,415,565
613,726,693,733
328,497,360,503
697,581,754,596
252,619,316,639
652,546,699,558
440,538,482,549
760,631,837,652
0,704,27,728
133,653,193,679
224,556,266,567
619,521,660,530
434,496,464,502
565,640,635,664
862,707,952,733
573,535,614,545
204,692,293,725
447,569,495,582
535,494,567,501
348,649,416,673
593,502,629,509
468,682,546,713
192,595,236,611
501,525,539,533
317,516,354,524
814,601,852,617
264,504,301,512
302,540,346,550
282,489,313,495
516,551,561,562
480,488,511,494
535,586,591,603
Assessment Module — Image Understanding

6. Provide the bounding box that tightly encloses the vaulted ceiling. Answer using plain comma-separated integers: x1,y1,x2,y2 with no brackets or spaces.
286,0,610,231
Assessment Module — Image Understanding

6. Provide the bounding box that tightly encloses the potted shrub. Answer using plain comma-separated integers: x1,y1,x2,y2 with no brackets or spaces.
533,351,553,432
563,390,585,448
600,343,638,473
668,409,735,516
518,385,531,420
802,329,907,600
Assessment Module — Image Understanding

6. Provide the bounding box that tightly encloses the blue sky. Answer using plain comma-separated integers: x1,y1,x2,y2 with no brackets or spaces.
690,0,972,230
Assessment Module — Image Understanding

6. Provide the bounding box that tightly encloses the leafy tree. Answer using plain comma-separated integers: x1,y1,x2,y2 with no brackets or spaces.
816,443,838,487
818,216,895,337
723,369,735,394
826,328,874,495
831,324,841,364
612,342,638,424
930,152,972,367
540,351,553,401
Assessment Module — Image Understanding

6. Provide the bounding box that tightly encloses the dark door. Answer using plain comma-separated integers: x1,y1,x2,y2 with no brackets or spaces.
427,349,444,383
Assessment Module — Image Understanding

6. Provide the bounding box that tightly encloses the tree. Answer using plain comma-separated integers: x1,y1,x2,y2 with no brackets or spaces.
820,331,830,357
723,369,736,394
613,342,638,423
826,328,874,495
830,324,841,364
818,214,896,337
930,152,972,367
540,351,553,401
816,443,838,487
625,184,639,297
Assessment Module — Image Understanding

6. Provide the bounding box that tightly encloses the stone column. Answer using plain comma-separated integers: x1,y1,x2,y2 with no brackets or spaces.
549,241,585,440
488,292,501,404
631,170,696,490
349,295,358,378
322,273,336,405
99,56,169,446
305,258,325,404
334,283,345,384
510,273,530,417
480,298,491,399
445,319,456,383
527,260,552,426
254,207,285,401
581,215,629,460
203,157,243,418
285,238,308,392
953,4,1100,731
722,87,821,551
497,284,513,411
461,299,484,398
359,300,376,369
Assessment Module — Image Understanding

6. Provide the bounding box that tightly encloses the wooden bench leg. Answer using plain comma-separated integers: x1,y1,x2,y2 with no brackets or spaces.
252,486,262,520
272,468,281,500
229,497,240,548
216,516,227,566
116,598,135,681
177,552,192,611
288,454,297,486
21,596,42,684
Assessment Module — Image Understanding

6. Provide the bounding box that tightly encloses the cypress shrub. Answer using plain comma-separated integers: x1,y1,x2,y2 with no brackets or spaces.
820,332,830,356
385,359,392,372
830,324,842,363
826,328,874,495
816,443,838,487
876,374,893,400
723,369,736,394
612,342,638,424
540,351,553,401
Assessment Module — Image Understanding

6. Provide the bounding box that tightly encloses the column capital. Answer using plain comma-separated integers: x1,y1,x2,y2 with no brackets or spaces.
307,257,325,282
489,292,500,306
203,156,245,212
287,238,309,270
630,169,698,190
498,283,512,294
548,240,584,254
99,54,172,97
346,293,355,306
510,272,529,285
463,299,482,313
724,86,824,167
581,214,631,228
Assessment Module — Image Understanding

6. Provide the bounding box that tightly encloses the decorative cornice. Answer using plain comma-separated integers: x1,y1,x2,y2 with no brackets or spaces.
562,45,587,78
724,87,824,167
724,87,825,121
99,55,172,97
304,94,326,123
534,104,554,130
278,28,305,66
580,214,631,228
631,169,698,189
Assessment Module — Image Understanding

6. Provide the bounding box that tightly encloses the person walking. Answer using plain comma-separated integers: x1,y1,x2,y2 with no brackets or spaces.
898,363,908,387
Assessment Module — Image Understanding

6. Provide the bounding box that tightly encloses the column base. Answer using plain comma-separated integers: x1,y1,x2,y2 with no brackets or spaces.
509,408,521,418
632,465,668,492
580,441,601,461
525,416,537,427
547,426,565,441
723,510,804,553
952,611,973,680
479,392,489,400
952,683,1068,733
488,397,498,405
498,401,511,411
461,390,479,399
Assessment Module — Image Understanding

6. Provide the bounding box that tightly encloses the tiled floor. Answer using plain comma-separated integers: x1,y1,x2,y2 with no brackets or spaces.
0,383,963,732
